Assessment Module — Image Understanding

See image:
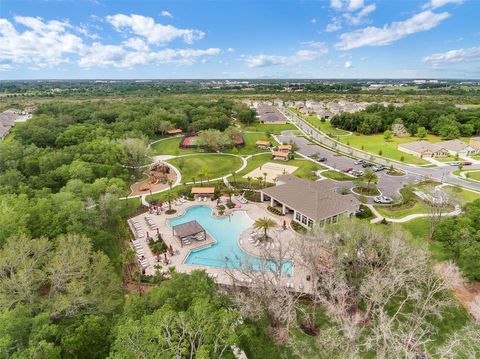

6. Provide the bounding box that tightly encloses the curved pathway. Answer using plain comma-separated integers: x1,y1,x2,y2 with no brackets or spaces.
368,204,462,224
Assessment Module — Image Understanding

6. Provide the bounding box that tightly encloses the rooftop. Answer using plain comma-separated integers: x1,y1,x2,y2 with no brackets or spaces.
398,140,445,153
437,139,473,152
172,220,205,239
191,187,215,194
261,175,360,221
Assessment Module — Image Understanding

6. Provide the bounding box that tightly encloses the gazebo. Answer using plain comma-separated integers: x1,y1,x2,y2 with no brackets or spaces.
172,220,206,247
167,129,183,136
191,187,215,199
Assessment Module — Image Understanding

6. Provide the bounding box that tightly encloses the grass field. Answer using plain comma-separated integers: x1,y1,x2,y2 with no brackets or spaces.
167,154,243,183
238,153,326,181
321,170,355,181
465,170,480,182
302,115,350,136
242,122,296,134
225,132,271,155
151,137,198,155
375,199,430,219
338,134,432,165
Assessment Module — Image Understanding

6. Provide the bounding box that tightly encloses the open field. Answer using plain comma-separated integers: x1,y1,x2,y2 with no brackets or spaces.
241,122,296,134
238,153,326,181
465,171,480,182
167,154,243,183
338,134,431,165
225,132,271,155
151,137,198,155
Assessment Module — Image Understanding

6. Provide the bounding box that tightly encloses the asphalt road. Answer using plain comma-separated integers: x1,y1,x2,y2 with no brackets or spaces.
277,106,480,195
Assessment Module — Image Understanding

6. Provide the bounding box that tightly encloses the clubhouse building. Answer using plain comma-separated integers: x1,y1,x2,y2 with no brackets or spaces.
260,175,360,228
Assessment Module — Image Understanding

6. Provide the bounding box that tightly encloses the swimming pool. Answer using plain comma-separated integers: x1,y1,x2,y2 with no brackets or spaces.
168,206,292,275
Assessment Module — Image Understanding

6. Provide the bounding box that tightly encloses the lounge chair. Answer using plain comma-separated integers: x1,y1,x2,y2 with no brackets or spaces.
197,196,202,202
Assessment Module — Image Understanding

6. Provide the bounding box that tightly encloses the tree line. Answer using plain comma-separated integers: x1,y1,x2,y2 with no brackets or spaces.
330,102,480,138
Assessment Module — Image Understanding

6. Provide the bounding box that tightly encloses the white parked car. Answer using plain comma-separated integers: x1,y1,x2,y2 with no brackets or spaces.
374,196,392,204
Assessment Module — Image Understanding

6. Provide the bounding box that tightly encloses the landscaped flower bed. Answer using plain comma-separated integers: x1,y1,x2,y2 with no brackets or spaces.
352,186,381,196
267,206,284,216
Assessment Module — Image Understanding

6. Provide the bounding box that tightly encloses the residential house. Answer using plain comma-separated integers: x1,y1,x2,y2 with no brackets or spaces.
436,139,479,157
398,141,449,158
260,175,360,228
256,104,288,124
469,137,480,150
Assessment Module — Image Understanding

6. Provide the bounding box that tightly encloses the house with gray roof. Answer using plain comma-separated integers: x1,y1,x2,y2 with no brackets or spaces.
436,139,479,157
398,140,448,158
260,175,360,228
256,104,287,124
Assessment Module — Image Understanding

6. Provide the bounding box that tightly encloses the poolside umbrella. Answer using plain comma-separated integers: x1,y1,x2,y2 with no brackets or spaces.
164,253,168,261
156,228,159,235
146,231,149,238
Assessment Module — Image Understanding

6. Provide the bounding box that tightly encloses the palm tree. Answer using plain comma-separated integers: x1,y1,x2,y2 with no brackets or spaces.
253,217,277,241
247,176,252,189
166,190,173,212
364,168,377,191
202,167,211,185
263,172,268,187
222,186,236,203
231,172,237,185
122,248,136,281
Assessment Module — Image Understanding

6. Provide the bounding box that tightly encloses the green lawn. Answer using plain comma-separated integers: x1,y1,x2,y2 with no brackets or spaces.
225,132,271,155
465,170,480,182
338,134,430,165
321,170,355,181
241,122,296,134
150,137,198,155
375,198,430,219
167,154,244,183
302,115,351,136
238,153,326,181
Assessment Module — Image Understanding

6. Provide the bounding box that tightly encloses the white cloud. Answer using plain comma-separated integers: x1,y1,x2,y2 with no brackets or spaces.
311,18,317,24
161,10,173,18
0,15,219,71
327,1,376,29
0,16,85,68
422,46,480,64
336,10,450,50
344,61,353,68
227,47,235,53
423,0,463,10
343,4,376,25
106,14,205,45
325,19,342,32
79,44,221,68
242,42,328,68
348,0,364,11
330,0,344,10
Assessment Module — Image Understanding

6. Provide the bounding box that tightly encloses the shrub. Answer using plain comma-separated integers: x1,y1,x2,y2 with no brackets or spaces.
244,191,261,202
165,209,177,215
291,220,307,234
148,236,168,255
267,206,284,216
356,204,373,219
226,201,236,209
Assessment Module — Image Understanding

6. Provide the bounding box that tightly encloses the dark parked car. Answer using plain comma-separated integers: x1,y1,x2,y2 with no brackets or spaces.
344,167,353,173
362,162,373,168
464,161,473,166
317,157,327,162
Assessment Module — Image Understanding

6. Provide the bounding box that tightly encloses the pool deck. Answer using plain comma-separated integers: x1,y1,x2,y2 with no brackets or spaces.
127,196,311,293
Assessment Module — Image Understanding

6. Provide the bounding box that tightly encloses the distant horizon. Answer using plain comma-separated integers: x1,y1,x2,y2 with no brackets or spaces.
1,0,479,80
1,77,479,82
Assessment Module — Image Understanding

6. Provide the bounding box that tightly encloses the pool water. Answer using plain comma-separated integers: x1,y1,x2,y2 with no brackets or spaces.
168,206,292,275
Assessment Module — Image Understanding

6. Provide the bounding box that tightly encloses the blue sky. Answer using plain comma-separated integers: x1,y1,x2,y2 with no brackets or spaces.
0,0,478,79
